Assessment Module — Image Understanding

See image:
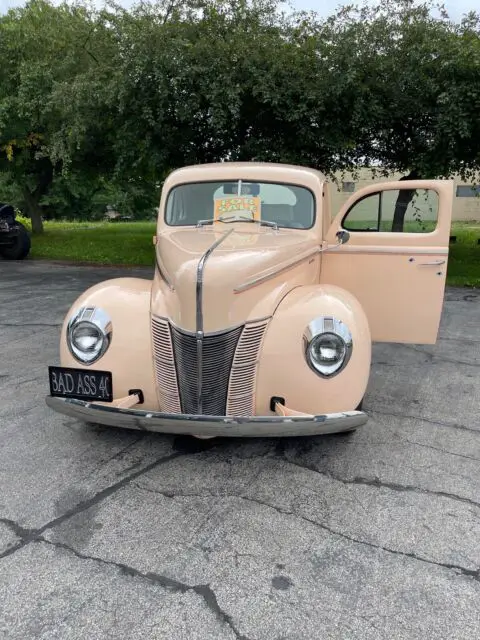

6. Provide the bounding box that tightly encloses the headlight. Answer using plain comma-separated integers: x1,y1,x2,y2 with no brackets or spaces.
67,306,112,364
304,317,352,377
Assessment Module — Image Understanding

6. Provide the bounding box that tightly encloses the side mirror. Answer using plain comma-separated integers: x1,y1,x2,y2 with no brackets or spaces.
336,229,350,245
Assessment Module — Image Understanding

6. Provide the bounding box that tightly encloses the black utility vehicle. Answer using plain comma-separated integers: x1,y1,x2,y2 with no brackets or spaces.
0,203,31,260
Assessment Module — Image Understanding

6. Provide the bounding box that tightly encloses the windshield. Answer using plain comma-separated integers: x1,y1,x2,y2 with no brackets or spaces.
165,180,315,229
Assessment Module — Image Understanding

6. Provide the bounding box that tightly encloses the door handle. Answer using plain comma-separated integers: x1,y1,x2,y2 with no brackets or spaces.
418,260,446,266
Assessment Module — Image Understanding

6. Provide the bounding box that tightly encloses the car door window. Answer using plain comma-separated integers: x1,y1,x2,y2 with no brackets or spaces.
342,188,439,233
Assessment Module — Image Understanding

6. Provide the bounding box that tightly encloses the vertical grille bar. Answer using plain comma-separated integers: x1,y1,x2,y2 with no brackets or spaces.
226,320,269,417
151,316,181,413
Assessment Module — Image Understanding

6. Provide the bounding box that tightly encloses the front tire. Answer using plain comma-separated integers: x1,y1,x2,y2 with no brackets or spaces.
0,222,31,260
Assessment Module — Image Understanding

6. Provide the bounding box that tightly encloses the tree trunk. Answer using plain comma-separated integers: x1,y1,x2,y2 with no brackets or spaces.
23,189,44,234
391,169,421,232
21,158,54,234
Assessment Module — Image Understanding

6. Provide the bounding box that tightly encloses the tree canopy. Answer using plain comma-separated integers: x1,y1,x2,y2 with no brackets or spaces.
0,0,479,232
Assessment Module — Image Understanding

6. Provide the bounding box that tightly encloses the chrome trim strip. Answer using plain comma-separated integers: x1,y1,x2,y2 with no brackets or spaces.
151,314,273,337
328,246,448,256
234,247,320,293
195,229,234,413
46,395,368,437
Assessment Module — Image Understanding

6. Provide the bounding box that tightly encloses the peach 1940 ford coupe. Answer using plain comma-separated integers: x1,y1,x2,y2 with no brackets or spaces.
46,162,453,438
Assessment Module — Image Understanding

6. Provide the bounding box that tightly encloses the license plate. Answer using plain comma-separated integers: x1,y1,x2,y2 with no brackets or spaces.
48,366,113,402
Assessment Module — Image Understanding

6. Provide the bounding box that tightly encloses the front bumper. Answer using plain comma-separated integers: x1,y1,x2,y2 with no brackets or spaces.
45,395,368,437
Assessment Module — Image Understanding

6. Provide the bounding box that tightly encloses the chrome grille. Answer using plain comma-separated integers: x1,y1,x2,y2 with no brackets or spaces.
171,325,243,415
227,320,268,416
151,316,268,417
151,317,181,413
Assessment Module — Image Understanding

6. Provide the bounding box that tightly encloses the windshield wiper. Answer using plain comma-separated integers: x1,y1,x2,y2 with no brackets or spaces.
196,215,278,230
258,219,278,229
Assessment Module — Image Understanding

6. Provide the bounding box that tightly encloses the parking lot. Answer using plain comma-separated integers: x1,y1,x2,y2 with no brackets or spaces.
0,260,479,639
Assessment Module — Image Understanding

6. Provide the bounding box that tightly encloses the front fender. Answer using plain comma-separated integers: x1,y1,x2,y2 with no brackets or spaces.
59,277,159,410
255,284,372,415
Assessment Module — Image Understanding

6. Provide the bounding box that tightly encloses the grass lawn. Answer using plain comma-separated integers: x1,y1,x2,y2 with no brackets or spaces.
446,225,480,287
20,218,480,287
26,219,156,266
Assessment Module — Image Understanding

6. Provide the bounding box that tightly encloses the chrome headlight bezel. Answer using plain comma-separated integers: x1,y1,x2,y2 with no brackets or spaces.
67,306,112,365
303,317,353,378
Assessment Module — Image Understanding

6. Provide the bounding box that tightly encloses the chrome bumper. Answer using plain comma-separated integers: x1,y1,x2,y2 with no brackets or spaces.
45,396,368,437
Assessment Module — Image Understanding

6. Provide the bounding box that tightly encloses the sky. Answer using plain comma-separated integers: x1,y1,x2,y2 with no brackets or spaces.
0,0,479,21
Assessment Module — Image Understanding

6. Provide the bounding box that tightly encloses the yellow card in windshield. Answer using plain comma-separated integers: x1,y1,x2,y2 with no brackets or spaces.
214,196,261,221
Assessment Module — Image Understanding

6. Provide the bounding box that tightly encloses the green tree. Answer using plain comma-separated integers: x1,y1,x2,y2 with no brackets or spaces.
317,0,480,228
2,0,479,234
94,0,374,187
0,0,116,232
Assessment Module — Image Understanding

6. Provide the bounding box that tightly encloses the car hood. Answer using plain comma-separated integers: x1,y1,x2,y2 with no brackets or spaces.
151,225,320,333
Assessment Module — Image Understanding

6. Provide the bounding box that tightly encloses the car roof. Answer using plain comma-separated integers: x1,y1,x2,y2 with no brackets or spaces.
165,162,327,185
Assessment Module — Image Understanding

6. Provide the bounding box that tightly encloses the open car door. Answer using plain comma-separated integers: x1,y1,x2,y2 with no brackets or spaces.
320,180,454,344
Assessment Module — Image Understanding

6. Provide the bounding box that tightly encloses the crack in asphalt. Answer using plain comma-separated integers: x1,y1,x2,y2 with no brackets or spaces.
402,437,480,462
0,451,183,561
38,538,250,640
396,343,479,368
282,458,480,512
0,517,33,539
370,408,480,435
99,436,146,467
133,486,480,583
0,322,62,328
372,361,425,368
349,476,480,510
0,404,39,421
0,276,66,290
438,336,480,344
14,376,45,387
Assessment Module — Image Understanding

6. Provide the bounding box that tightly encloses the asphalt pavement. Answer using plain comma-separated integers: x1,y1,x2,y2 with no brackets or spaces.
0,260,479,639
